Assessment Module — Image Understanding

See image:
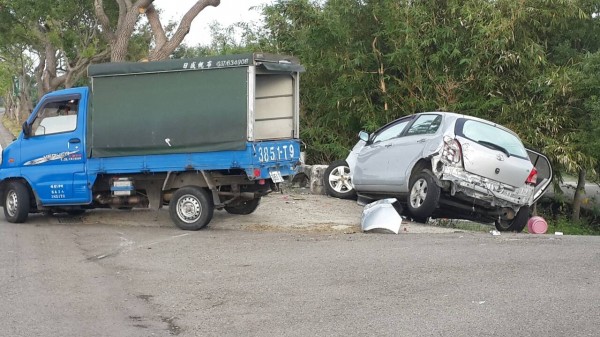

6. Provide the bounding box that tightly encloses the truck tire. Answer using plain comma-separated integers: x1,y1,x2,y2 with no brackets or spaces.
224,197,261,215
495,206,529,232
169,186,213,230
4,181,30,223
406,170,440,221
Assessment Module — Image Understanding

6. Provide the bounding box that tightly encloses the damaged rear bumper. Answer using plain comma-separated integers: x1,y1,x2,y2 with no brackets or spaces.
438,166,534,209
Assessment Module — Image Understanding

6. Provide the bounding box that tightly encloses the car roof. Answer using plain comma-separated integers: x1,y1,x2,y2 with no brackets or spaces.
415,111,518,136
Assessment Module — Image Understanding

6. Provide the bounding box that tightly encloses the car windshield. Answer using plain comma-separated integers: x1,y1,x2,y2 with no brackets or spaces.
457,119,528,158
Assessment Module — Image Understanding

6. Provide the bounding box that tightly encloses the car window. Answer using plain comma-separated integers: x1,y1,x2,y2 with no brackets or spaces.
372,119,411,143
406,114,442,136
458,119,528,158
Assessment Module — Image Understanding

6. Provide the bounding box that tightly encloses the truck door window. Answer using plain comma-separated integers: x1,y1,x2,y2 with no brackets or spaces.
31,99,78,136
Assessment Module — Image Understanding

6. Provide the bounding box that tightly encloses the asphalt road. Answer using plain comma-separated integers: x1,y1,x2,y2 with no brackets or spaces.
1,208,599,337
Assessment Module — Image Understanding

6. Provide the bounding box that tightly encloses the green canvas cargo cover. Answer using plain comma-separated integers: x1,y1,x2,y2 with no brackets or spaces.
87,53,304,158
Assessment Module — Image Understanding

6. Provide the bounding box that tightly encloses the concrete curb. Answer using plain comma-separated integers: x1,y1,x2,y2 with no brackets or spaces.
292,164,328,195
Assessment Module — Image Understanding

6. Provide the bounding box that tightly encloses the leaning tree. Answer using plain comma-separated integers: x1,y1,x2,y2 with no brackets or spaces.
94,0,221,62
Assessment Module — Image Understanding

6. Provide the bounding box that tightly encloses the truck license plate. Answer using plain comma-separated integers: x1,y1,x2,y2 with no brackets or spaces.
269,170,284,183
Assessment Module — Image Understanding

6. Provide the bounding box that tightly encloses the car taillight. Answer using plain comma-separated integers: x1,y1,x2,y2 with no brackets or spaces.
526,168,538,185
442,136,462,165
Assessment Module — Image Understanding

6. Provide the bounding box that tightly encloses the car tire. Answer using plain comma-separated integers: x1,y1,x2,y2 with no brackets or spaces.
495,206,529,232
406,170,440,220
4,181,30,223
324,160,357,199
169,186,214,230
224,197,261,215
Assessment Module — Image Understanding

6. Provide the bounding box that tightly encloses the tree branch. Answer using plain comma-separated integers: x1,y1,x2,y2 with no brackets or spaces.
149,0,221,60
110,0,153,61
116,0,128,31
94,0,116,41
145,4,167,50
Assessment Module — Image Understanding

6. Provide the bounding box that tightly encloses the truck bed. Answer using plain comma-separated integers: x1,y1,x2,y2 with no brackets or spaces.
86,139,300,180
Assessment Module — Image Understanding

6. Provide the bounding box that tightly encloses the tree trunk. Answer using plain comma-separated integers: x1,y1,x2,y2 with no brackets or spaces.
17,92,33,124
95,0,220,62
571,168,586,222
147,0,221,61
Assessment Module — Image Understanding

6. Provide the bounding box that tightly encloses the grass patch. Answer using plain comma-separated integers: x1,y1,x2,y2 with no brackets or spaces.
545,217,600,235
1,114,20,138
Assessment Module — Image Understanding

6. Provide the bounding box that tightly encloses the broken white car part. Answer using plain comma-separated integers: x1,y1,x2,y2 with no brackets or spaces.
361,198,403,234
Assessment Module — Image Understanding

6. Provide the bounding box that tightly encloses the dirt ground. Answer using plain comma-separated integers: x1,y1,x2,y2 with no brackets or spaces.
70,186,464,234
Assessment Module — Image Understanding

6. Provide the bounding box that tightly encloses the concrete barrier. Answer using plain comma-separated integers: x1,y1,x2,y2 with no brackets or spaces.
309,165,328,195
290,164,328,195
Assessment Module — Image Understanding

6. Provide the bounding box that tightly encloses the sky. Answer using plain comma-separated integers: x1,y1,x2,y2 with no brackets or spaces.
153,0,273,46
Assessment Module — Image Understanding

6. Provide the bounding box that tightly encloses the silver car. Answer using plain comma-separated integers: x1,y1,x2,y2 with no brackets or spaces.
324,112,552,232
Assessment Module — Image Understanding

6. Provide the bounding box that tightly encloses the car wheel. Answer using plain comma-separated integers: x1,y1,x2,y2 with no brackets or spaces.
495,206,529,232
4,181,30,223
324,160,357,199
406,170,440,220
225,197,261,215
169,186,214,230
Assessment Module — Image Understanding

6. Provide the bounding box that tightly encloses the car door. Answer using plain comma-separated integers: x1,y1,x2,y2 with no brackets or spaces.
526,149,553,202
20,93,90,204
352,116,413,192
381,114,444,192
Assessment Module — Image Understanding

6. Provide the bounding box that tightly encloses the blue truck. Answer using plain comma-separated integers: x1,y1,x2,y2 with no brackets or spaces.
0,53,303,230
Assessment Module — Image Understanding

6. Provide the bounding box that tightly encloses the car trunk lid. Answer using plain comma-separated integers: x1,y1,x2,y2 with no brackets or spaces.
457,136,533,187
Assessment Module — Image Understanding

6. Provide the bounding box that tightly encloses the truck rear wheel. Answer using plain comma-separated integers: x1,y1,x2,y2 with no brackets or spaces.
4,181,30,223
224,197,261,215
169,186,213,230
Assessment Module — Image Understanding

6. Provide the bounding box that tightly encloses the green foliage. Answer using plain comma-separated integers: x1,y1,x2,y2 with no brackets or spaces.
0,61,11,97
536,194,600,234
543,213,600,235
571,52,600,174
254,0,600,170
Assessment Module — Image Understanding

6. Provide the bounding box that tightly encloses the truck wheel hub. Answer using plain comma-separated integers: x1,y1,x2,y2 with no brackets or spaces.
176,195,202,223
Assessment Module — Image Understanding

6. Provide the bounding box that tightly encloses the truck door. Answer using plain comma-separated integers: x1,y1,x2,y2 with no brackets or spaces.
20,93,90,204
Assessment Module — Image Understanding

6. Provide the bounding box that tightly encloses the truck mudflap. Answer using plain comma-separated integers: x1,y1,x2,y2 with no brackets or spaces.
248,140,301,181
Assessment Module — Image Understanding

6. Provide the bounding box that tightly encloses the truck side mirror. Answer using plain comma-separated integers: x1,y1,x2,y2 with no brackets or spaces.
22,121,31,138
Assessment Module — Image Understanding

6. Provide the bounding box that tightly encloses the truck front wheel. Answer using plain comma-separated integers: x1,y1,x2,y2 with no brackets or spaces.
169,186,214,230
4,181,30,223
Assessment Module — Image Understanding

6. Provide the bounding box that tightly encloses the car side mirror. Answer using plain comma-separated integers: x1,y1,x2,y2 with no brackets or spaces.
358,130,369,142
22,121,31,138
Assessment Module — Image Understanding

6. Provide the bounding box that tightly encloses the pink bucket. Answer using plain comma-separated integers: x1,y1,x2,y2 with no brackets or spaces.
527,216,548,234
